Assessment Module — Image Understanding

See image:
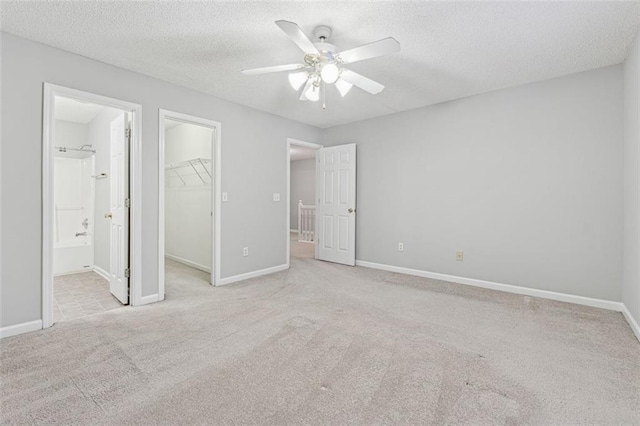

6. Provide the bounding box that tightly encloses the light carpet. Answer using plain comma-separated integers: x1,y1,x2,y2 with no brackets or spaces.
1,243,638,424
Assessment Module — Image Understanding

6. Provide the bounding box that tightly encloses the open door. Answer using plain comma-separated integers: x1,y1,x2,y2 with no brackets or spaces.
316,143,356,266
109,112,130,304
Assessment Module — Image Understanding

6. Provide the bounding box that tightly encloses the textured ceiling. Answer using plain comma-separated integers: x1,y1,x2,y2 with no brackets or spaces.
2,1,639,128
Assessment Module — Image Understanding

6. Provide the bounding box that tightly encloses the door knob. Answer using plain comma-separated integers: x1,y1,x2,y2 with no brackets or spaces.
105,213,112,219
348,208,354,213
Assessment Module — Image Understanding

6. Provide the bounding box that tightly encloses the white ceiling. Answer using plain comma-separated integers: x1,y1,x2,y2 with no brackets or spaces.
3,1,639,128
55,96,105,124
290,145,316,161
164,119,182,130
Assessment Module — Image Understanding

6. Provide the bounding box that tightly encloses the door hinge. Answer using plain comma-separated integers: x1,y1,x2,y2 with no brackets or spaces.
124,268,130,278
125,128,131,140
124,198,130,208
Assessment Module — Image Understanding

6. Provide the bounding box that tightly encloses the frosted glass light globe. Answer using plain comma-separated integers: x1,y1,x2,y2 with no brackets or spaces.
305,84,320,101
321,64,340,84
288,71,308,90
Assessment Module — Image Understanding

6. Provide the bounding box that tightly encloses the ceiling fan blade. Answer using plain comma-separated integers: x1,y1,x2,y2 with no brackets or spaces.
339,69,385,95
275,20,319,55
339,37,400,64
241,64,304,75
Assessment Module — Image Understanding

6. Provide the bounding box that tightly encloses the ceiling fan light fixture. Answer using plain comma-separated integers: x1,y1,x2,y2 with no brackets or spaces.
288,71,308,91
334,78,353,97
320,63,340,84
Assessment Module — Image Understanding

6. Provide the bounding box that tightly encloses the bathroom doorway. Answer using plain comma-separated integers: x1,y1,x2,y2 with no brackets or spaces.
158,110,221,299
42,84,142,328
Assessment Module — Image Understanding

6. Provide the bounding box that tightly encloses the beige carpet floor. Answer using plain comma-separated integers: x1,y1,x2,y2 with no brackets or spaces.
1,241,639,425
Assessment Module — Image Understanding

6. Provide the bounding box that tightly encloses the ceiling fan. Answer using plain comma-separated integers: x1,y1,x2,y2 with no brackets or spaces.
241,20,400,108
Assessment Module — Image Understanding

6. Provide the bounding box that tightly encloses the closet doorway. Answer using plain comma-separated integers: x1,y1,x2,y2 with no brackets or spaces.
158,110,221,299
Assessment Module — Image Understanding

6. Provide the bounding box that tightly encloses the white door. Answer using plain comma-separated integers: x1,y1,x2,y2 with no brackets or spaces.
316,144,356,266
109,113,129,304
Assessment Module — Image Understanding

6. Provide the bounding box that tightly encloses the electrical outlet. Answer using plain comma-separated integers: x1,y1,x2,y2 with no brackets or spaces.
273,193,280,202
243,247,249,257
222,192,228,202
456,251,464,261
398,242,404,252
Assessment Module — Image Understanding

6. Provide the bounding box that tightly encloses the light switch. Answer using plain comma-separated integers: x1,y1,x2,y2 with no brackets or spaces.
273,193,280,202
222,192,228,202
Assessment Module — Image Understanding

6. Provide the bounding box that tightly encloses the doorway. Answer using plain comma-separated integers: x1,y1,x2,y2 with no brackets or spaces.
42,84,142,328
287,139,322,263
158,110,221,299
287,139,358,267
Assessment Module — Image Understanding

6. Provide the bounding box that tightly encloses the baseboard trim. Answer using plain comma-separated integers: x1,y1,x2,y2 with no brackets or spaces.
355,260,623,312
165,253,211,273
219,264,289,286
54,267,93,277
0,320,43,339
621,304,640,342
289,229,298,233
93,265,110,281
139,294,159,306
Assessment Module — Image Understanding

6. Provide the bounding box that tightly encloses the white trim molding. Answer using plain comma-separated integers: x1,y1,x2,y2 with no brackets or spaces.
219,264,288,286
356,260,624,312
165,253,211,273
621,304,640,342
42,83,143,329
139,294,160,306
0,320,43,339
158,109,222,298
286,138,322,266
92,265,110,282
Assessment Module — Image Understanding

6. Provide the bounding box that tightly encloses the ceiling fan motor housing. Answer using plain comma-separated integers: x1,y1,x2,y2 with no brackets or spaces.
314,43,338,63
313,25,332,41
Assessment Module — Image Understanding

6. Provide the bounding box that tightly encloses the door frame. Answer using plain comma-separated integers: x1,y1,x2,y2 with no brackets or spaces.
42,83,143,329
158,109,222,298
286,138,323,265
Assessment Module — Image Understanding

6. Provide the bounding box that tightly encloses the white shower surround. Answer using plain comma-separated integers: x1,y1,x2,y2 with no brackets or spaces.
53,138,95,275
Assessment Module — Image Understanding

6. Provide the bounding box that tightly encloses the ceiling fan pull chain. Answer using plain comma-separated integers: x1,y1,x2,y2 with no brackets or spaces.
322,83,327,110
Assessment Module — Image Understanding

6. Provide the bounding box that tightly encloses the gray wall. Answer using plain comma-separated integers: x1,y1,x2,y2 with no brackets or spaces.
323,65,624,301
290,158,315,230
0,33,321,328
623,32,640,325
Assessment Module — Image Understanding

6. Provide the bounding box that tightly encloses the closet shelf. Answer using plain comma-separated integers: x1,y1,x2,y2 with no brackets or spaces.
165,158,212,186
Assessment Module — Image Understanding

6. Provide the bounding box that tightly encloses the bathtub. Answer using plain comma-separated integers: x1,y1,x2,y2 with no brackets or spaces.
53,239,94,275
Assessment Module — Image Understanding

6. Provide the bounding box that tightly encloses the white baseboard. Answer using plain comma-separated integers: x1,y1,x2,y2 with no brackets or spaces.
54,267,93,277
93,265,110,281
621,304,640,342
139,294,159,306
165,253,211,273
219,264,289,286
355,260,624,312
0,320,42,339
290,229,298,233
